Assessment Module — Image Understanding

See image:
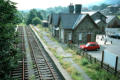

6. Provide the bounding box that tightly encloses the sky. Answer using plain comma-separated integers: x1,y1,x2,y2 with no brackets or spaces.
11,0,105,10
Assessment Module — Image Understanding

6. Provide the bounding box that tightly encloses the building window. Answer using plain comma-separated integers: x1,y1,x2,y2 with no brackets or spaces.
68,33,72,40
79,33,82,40
61,29,64,39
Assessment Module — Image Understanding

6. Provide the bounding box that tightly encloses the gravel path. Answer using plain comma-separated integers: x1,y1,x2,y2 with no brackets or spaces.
34,27,92,80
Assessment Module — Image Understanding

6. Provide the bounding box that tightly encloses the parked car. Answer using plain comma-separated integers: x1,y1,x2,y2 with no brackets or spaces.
109,33,120,39
80,42,100,51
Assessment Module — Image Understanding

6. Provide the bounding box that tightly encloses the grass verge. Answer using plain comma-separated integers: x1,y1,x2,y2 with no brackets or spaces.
32,25,84,80
32,24,118,80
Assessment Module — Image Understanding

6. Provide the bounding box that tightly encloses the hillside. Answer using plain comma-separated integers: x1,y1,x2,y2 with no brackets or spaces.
104,0,120,4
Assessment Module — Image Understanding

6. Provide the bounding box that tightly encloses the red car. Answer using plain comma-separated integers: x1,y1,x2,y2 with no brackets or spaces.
80,42,100,51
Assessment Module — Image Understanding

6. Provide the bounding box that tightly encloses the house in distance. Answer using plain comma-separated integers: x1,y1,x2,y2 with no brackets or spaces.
105,16,120,36
48,4,101,44
82,11,107,34
42,20,48,27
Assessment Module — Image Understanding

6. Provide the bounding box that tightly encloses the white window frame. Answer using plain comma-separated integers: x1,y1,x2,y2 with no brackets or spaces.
79,33,82,40
68,33,72,40
61,29,64,39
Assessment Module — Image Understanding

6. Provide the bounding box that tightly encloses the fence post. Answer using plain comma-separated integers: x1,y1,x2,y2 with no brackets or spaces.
90,55,92,63
104,40,107,44
86,52,88,58
111,41,112,44
94,58,96,63
101,51,104,68
115,56,118,75
107,64,109,72
83,51,85,56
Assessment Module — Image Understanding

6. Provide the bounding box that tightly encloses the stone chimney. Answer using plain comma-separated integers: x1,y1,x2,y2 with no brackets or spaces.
75,4,82,14
69,3,74,13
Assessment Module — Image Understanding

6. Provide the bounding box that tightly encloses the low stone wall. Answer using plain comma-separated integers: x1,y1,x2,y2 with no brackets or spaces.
30,26,73,80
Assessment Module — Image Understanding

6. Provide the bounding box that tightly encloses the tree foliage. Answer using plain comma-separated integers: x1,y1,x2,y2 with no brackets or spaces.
37,11,43,20
0,0,16,24
32,17,41,25
26,9,43,25
92,4,109,10
24,6,67,24
26,9,37,25
0,0,19,79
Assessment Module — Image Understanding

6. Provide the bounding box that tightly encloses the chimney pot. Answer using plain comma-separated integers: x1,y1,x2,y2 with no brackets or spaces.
75,4,82,14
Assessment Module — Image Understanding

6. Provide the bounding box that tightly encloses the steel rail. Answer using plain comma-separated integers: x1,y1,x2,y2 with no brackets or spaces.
26,27,58,80
32,30,57,80
28,38,43,80
22,28,25,80
26,27,43,80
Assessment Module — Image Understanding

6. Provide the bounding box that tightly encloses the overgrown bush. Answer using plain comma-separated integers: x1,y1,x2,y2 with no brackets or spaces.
76,49,83,55
32,17,41,25
87,64,100,71
0,0,20,79
81,58,89,66
26,9,43,25
91,69,119,80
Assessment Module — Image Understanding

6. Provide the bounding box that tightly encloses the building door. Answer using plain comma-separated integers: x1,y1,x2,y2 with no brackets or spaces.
61,29,64,43
87,34,91,42
102,26,104,32
68,33,72,40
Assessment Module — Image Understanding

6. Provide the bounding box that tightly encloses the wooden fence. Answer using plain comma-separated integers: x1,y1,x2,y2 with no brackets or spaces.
67,43,120,77
78,50,120,78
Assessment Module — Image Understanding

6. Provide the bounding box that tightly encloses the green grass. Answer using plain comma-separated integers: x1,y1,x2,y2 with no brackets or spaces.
18,23,26,26
60,60,83,80
73,56,119,80
48,47,84,80
37,24,49,32
62,43,119,80
118,15,120,19
32,24,119,80
60,41,119,80
33,25,84,80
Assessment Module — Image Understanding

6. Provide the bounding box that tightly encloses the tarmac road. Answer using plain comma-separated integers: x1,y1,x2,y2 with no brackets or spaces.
87,35,120,61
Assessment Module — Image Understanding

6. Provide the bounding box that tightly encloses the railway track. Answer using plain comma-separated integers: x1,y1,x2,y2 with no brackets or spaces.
11,26,28,80
26,26,62,80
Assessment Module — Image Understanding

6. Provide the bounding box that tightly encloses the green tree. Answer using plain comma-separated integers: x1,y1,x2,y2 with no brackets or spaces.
0,0,19,79
26,9,37,25
99,4,109,10
92,4,109,10
32,17,41,25
15,11,24,23
92,5,100,10
40,10,47,19
26,9,43,25
37,11,43,20
20,11,29,23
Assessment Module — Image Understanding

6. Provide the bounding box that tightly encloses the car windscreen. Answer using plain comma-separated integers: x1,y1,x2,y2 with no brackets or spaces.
86,43,90,47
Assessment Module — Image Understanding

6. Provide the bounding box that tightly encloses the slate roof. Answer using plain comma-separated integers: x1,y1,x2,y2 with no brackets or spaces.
59,13,88,29
51,13,98,29
73,15,86,29
51,14,60,26
106,16,116,23
82,11,106,18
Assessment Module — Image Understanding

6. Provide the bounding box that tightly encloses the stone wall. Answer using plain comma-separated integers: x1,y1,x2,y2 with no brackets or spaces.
64,29,73,43
97,21,106,34
92,12,106,22
73,16,99,44
107,17,120,28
